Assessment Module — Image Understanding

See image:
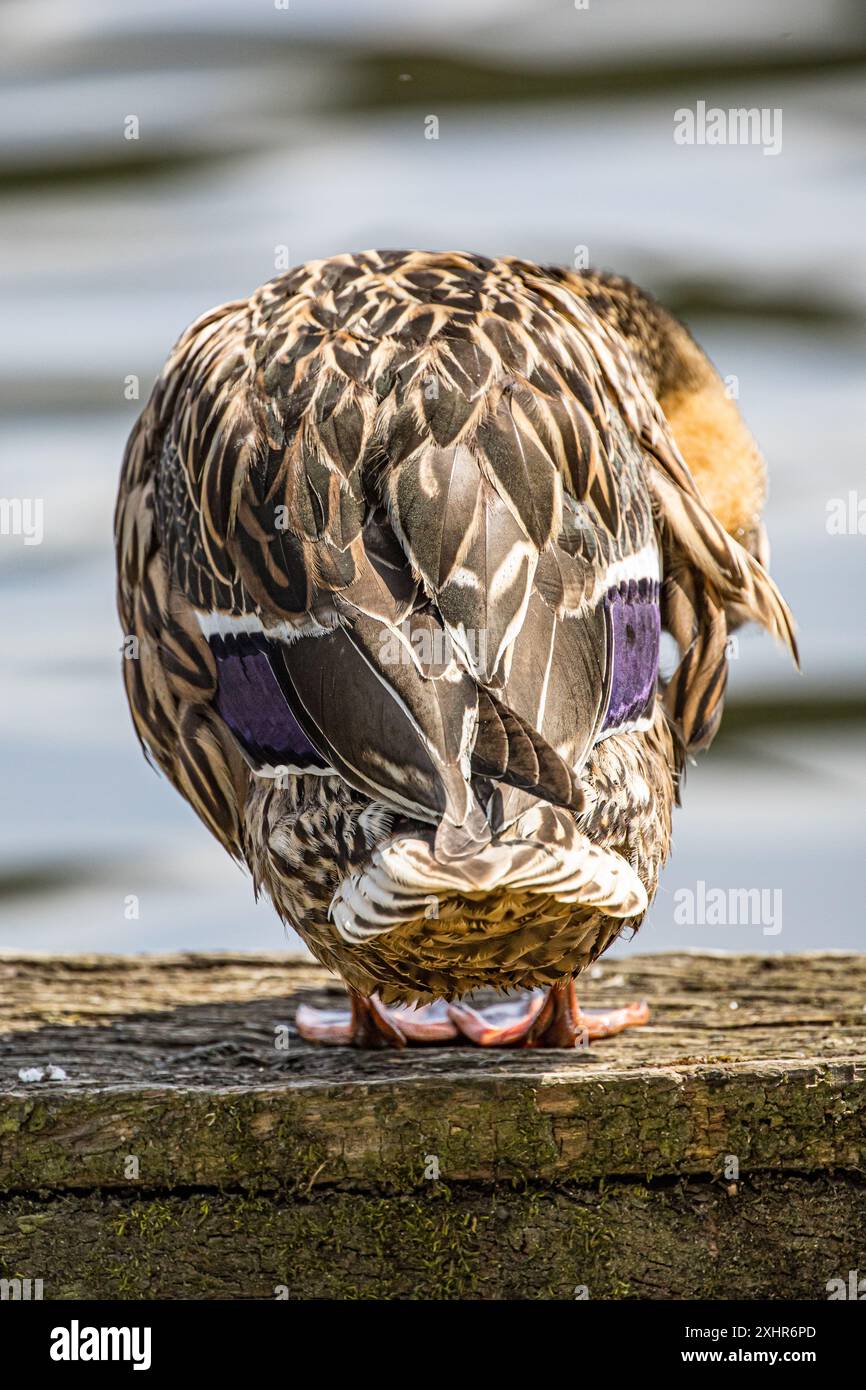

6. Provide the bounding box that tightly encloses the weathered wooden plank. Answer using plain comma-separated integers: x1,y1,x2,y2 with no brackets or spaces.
2,1056,866,1193
2,1175,864,1301
1,952,865,1190
1,952,864,1298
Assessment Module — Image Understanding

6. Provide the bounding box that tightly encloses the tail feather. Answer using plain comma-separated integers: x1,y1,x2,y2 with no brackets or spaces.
329,805,646,944
472,687,583,811
648,447,797,753
652,469,798,661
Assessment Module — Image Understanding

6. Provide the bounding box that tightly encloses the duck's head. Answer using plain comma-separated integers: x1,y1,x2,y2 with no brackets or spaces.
658,352,771,571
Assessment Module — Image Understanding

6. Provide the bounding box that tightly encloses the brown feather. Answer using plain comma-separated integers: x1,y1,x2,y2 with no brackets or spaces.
115,249,797,1003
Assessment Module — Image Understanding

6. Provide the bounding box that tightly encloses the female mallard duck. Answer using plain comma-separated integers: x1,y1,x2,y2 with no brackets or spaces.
115,250,796,1047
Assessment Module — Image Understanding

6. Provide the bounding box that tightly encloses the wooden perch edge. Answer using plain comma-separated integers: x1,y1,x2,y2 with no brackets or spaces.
0,951,864,1299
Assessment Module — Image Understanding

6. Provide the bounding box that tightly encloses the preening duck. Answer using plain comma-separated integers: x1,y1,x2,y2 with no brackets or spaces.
115,250,797,1047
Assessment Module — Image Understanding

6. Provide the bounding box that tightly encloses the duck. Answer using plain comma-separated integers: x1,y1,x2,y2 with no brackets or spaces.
115,250,797,1047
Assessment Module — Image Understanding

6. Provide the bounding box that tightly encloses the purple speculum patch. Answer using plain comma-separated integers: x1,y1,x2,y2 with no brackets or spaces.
211,632,326,770
600,577,660,733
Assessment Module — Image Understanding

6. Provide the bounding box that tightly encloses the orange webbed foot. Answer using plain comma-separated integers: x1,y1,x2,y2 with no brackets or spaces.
295,989,458,1047
296,980,649,1049
449,979,649,1047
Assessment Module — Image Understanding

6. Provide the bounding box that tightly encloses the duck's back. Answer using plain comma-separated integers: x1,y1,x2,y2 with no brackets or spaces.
116,252,795,986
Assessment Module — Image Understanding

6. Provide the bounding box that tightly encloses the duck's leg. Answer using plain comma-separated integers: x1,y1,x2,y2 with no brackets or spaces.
295,989,458,1047
448,979,649,1047
296,980,648,1048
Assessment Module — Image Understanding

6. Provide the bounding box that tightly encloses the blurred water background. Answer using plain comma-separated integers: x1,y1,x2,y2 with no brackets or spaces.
1,0,864,958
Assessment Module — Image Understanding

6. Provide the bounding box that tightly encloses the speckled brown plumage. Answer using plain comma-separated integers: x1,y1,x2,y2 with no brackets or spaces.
115,250,796,1018
244,702,675,1004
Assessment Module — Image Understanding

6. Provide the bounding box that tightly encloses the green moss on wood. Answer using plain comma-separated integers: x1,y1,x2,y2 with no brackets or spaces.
2,1175,863,1300
3,954,866,1299
3,1061,865,1195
